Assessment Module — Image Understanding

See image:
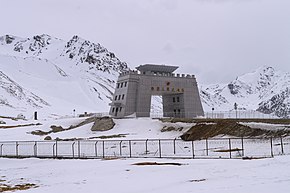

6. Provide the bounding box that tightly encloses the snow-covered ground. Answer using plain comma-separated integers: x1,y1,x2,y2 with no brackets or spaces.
1,156,290,193
0,117,195,141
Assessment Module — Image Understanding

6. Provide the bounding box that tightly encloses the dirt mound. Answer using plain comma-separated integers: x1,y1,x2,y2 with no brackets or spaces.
91,117,115,131
176,119,290,141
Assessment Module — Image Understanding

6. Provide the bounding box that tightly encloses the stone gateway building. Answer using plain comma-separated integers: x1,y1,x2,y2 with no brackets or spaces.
109,64,204,118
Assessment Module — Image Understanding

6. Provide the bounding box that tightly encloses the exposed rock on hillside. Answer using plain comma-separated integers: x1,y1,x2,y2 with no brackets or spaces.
200,66,290,118
91,117,115,131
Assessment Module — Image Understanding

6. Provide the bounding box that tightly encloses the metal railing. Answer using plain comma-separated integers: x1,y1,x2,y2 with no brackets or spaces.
1,137,289,159
204,110,278,119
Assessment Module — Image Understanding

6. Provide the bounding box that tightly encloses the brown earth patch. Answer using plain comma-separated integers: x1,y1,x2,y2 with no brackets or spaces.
179,119,290,141
0,183,38,192
214,148,243,153
189,179,206,182
133,162,183,166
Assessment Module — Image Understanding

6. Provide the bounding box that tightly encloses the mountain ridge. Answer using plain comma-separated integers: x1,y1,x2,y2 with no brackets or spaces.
0,34,128,117
200,66,290,117
1,34,289,118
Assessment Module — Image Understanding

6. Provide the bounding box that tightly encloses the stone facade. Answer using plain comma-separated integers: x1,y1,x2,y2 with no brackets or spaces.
109,64,204,118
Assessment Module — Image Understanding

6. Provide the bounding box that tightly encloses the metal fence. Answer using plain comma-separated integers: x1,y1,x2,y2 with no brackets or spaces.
1,137,289,159
204,110,278,119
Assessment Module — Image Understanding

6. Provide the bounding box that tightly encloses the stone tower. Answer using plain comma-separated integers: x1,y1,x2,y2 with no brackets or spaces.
109,64,204,118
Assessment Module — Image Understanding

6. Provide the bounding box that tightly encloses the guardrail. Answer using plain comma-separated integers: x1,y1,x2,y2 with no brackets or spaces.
1,137,289,159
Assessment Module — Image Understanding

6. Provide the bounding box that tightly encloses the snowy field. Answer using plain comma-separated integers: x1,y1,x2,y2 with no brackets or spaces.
0,117,195,141
1,156,290,193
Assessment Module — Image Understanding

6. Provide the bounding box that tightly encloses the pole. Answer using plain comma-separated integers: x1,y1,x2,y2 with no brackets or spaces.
102,141,105,158
16,142,19,157
280,137,284,155
119,140,122,156
55,140,58,158
270,137,273,157
0,144,3,156
72,142,75,158
229,138,232,159
159,140,162,158
173,139,176,154
129,140,132,158
192,141,195,159
34,141,37,157
205,139,209,156
95,141,98,157
145,139,148,155
53,143,56,157
78,140,80,158
241,137,244,157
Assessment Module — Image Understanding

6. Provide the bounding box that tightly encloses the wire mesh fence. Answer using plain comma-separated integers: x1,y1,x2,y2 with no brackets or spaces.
204,110,278,119
1,137,289,159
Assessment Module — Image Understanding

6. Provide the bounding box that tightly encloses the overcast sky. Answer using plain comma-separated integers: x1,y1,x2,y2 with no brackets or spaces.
1,0,290,84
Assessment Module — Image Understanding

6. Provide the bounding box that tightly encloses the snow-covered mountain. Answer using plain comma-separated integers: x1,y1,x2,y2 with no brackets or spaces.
0,34,128,117
1,34,289,118
200,66,290,118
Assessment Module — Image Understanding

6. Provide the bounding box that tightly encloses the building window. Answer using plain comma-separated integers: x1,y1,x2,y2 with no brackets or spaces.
173,97,176,103
167,87,170,91
124,82,127,87
178,109,181,113
121,82,123,88
177,97,180,102
112,108,115,113
115,96,117,100
118,95,121,100
174,109,176,115
120,107,122,112
157,87,160,91
117,83,120,88
122,94,125,100
151,87,154,91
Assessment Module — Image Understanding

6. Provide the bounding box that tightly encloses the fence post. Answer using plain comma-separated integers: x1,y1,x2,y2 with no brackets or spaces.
173,139,176,154
53,143,56,157
270,137,273,157
95,141,98,157
16,142,19,157
72,142,75,158
0,144,3,156
102,141,105,158
205,139,209,156
159,140,162,158
34,142,37,157
280,137,284,155
241,137,244,157
55,140,58,158
192,140,195,159
229,138,232,159
78,140,80,158
119,140,122,156
129,140,132,158
145,139,148,155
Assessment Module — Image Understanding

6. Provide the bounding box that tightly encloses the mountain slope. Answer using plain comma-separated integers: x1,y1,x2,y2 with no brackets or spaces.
0,34,128,117
200,66,290,118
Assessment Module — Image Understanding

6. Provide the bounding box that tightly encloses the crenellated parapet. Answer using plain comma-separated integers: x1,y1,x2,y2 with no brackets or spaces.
119,70,195,79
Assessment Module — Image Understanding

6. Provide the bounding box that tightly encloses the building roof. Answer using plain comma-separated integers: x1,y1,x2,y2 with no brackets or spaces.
136,64,179,73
